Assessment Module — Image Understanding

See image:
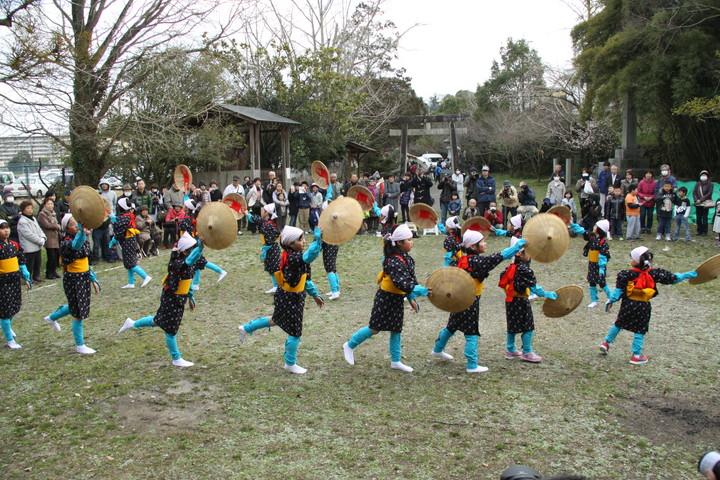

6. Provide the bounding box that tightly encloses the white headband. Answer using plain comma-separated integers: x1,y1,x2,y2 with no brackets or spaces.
630,246,649,263
118,197,135,212
595,219,610,233
462,229,484,248
280,226,304,246
184,199,197,212
510,214,522,229
380,205,394,224
445,216,460,230
174,231,197,252
61,213,74,231
699,451,720,474
263,203,278,219
386,223,412,245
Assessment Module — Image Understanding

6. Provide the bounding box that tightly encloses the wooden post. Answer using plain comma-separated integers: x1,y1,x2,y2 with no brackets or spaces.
248,125,256,178
280,127,290,188
400,123,408,172
450,120,458,171
254,123,261,179
565,158,572,186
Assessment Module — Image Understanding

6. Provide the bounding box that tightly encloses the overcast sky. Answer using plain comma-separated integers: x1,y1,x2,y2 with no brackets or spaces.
383,0,580,100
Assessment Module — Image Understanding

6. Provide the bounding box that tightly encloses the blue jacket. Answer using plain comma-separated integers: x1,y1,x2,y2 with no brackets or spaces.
475,175,496,203
597,170,612,194
298,191,311,209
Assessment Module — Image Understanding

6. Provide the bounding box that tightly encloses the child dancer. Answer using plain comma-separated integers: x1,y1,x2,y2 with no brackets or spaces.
321,182,341,299
573,219,612,308
249,203,281,294
110,197,151,289
238,226,325,374
179,201,227,291
43,214,101,354
601,246,696,365
342,224,429,373
377,203,396,236
493,214,523,238
118,232,204,367
442,216,462,266
498,237,557,363
0,219,32,349
432,230,526,373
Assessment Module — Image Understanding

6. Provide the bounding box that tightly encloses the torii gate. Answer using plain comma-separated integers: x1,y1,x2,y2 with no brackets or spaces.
389,114,468,171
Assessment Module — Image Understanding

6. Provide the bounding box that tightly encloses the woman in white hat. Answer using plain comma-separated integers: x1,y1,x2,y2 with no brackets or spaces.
42,215,101,354
442,216,462,266
601,246,697,365
342,224,429,373
432,230,526,373
580,219,612,308
238,226,325,374
109,197,152,289
117,232,205,367
0,218,32,349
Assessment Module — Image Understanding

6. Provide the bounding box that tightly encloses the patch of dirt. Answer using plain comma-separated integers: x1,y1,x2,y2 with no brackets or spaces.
616,395,720,446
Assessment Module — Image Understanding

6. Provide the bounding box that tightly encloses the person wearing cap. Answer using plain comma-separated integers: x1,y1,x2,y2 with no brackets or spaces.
579,219,613,308
43,214,101,354
238,226,325,375
136,205,160,256
118,232,205,367
223,175,244,199
0,218,32,349
109,197,152,289
601,246,697,365
432,230,527,373
699,451,720,479
98,180,117,216
693,170,714,237
442,216,462,266
248,203,281,294
475,165,496,216
498,237,558,363
342,223,429,373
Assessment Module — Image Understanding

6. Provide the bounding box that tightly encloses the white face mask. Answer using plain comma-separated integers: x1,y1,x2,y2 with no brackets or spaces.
123,191,132,197
5,196,14,203
455,170,460,175
553,176,560,182
700,175,708,182
661,170,669,176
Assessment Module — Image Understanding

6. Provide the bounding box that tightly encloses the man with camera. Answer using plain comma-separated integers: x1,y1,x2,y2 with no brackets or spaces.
499,179,519,223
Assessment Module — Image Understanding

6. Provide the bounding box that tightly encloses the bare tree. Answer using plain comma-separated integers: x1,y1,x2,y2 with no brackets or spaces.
0,0,37,27
0,0,245,184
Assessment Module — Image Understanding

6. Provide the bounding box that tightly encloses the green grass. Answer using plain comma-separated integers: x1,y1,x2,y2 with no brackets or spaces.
1,229,718,479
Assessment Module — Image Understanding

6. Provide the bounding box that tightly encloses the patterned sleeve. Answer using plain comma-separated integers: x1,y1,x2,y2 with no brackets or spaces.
650,268,677,285
385,255,418,293
443,236,456,253
15,242,26,265
514,263,537,291
600,241,611,259
470,253,504,281
113,215,129,238
614,270,632,294
582,240,590,257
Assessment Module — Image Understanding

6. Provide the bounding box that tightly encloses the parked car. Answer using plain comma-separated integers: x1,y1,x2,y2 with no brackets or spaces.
0,171,15,190
8,174,49,198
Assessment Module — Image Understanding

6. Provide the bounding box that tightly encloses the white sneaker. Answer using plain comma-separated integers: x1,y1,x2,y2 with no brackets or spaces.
141,275,152,288
431,350,454,361
528,294,538,302
217,270,227,283
390,361,413,373
76,345,96,355
121,284,135,289
656,234,661,240
118,318,134,334
43,316,61,332
265,286,277,294
665,235,671,241
466,365,489,374
284,363,307,374
191,284,200,291
342,342,355,365
587,302,598,309
238,325,249,344
328,292,340,300
172,358,194,367
6,340,22,349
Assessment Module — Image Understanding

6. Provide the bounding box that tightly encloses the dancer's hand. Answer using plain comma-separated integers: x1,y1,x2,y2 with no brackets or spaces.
92,281,101,294
409,299,420,313
314,296,325,308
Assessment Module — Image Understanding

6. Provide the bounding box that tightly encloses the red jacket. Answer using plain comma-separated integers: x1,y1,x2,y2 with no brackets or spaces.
483,209,504,226
636,178,656,207
165,208,188,223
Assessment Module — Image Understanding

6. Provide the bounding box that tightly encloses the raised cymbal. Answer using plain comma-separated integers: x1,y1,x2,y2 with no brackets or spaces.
409,203,438,229
173,164,192,192
426,267,476,313
522,213,570,263
461,216,492,236
222,193,247,220
689,253,720,285
311,161,330,189
196,202,236,250
69,186,107,229
319,197,363,245
542,285,584,318
547,205,572,225
346,185,375,211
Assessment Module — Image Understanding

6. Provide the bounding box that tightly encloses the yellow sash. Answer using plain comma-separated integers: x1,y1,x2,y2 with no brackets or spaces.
273,271,307,293
588,250,600,263
0,257,19,274
626,281,654,302
260,234,266,245
125,228,140,239
473,279,485,297
64,257,89,273
376,271,407,295
175,279,192,295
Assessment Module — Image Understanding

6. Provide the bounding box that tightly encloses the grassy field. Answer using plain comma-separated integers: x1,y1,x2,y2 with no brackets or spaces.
1,221,718,479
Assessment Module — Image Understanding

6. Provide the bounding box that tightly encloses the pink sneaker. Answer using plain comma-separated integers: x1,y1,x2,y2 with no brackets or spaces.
599,341,610,354
504,350,522,360
629,354,649,365
521,352,543,363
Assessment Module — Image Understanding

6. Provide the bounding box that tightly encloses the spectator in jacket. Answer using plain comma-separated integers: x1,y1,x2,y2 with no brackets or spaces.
693,170,714,236
273,183,289,229
463,198,480,220
498,180,519,222
637,170,656,234
296,181,312,233
562,191,578,223
448,192,462,217
546,174,566,206
411,171,434,205
672,186,692,242
309,183,323,229
474,165,496,215
99,180,117,215
464,168,479,205
38,197,61,279
655,180,675,241
620,169,636,195
654,163,677,193
576,168,598,218
163,203,186,248
604,186,625,239
517,181,538,219
342,174,359,196
17,200,46,282
384,174,400,211
328,173,343,202
483,202,504,228
288,183,300,227
223,175,244,198
136,205,160,256
0,192,19,241
452,169,464,206
163,182,184,211
399,173,412,222
549,163,564,181
437,173,457,222
263,171,277,205
245,178,263,233
624,184,641,240
243,176,253,192
133,179,153,213
208,181,222,202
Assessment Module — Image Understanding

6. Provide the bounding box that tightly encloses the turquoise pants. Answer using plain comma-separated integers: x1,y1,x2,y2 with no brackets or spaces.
433,328,480,369
348,327,402,362
133,315,181,360
506,331,534,354
71,319,85,346
1,318,13,342
284,335,301,366
127,265,148,285
48,304,71,321
605,324,645,355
